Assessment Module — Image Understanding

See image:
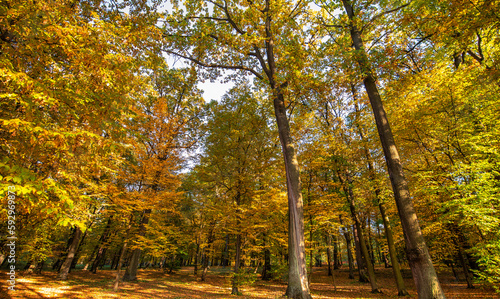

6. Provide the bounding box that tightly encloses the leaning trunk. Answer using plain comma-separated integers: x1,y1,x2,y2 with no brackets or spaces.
340,1,445,297
58,226,82,280
353,85,409,296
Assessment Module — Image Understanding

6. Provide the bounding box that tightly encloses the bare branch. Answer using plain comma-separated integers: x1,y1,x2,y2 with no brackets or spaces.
404,34,433,53
361,1,412,33
251,46,271,79
163,49,264,80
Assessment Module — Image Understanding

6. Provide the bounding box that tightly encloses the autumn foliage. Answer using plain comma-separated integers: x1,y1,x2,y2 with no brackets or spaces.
1,0,499,298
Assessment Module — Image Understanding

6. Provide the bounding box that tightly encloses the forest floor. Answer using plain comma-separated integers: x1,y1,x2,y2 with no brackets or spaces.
1,266,498,299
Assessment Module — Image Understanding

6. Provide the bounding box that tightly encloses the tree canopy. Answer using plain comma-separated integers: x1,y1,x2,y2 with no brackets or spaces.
1,0,499,297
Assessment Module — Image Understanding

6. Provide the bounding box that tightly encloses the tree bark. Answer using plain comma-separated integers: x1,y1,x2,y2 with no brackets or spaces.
194,242,200,276
340,1,445,298
123,209,151,281
91,216,113,273
352,85,408,296
343,175,381,293
340,216,356,279
352,225,369,282
201,227,214,282
326,233,333,276
114,214,134,292
273,91,312,299
222,234,230,267
231,234,242,294
58,226,82,280
262,235,272,281
333,235,341,270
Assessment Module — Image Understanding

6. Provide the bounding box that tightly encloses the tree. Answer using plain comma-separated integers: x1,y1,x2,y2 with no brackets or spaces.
0,0,159,272
317,0,446,297
193,83,281,293
163,1,320,297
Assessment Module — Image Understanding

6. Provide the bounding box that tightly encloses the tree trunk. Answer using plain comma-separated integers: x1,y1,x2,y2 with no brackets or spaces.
333,234,341,270
274,90,311,299
91,216,113,274
222,234,230,267
367,217,375,264
339,170,381,293
262,234,272,281
255,1,311,296
352,225,368,282
114,214,134,292
353,84,409,296
201,227,214,282
194,242,200,276
340,216,356,279
340,1,445,298
231,234,242,294
308,214,314,284
123,209,151,281
58,226,82,280
326,233,333,276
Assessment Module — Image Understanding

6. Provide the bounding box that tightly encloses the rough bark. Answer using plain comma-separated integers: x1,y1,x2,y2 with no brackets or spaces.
58,226,82,280
340,1,445,297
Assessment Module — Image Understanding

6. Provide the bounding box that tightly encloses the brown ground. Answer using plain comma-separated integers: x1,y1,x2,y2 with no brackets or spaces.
0,266,498,299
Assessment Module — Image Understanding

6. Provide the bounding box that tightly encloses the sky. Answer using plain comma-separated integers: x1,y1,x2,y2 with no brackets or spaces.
198,80,234,102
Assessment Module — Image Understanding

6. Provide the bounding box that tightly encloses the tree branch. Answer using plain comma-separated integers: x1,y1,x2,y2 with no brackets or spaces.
163,49,264,80
363,1,412,33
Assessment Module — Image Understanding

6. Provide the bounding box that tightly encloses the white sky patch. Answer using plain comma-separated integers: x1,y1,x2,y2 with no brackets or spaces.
198,80,235,102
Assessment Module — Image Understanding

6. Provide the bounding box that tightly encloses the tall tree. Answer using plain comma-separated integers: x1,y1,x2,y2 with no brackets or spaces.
334,0,446,297
163,1,321,297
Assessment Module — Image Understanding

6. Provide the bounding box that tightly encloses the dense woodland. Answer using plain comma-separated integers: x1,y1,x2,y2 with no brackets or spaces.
1,0,499,298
